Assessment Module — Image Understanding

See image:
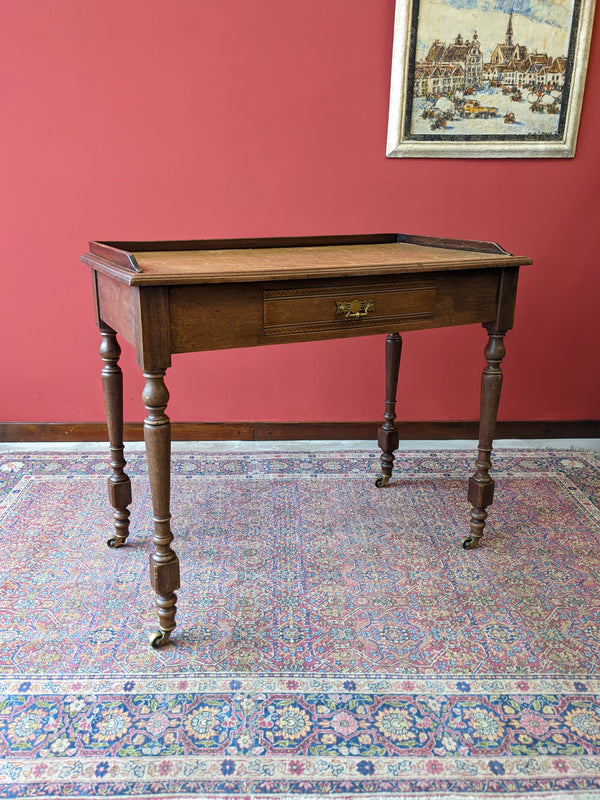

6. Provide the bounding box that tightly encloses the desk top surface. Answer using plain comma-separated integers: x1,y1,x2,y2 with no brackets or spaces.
82,234,532,286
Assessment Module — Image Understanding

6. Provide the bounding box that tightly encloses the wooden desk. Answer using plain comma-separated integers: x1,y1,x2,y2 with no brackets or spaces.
82,233,532,647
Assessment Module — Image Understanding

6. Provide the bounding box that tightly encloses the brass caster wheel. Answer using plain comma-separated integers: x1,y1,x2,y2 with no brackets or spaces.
374,475,390,488
107,536,126,548
149,629,172,649
462,537,478,550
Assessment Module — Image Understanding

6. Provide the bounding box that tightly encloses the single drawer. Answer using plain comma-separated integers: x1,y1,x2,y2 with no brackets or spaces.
263,279,436,336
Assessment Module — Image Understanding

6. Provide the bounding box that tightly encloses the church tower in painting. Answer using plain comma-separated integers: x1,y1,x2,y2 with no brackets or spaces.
490,9,527,65
506,9,514,47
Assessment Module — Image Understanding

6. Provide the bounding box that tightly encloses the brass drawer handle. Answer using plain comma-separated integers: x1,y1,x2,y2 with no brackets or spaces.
336,299,375,318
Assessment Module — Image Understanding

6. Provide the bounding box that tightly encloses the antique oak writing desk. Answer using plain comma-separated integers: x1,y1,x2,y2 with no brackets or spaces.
82,233,532,647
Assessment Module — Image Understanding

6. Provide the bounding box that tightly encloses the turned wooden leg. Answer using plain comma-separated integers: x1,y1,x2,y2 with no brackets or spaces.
100,326,132,548
142,370,180,647
463,325,507,549
375,333,402,487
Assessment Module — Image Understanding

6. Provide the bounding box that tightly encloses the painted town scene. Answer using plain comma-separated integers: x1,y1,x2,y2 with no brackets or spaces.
409,0,575,137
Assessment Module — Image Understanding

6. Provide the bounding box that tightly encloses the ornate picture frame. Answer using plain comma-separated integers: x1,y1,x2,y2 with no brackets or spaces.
386,0,596,158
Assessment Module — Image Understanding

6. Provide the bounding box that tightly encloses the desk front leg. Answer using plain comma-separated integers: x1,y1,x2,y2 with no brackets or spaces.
375,333,402,487
464,325,507,549
142,370,180,647
99,325,132,548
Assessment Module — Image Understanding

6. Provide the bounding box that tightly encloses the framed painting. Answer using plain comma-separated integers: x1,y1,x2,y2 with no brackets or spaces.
386,0,596,157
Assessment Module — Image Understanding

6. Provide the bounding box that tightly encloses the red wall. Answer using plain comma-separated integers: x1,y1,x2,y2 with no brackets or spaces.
2,1,599,424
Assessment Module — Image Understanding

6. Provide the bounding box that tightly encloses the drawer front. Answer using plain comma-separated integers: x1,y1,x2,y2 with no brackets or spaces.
263,280,436,336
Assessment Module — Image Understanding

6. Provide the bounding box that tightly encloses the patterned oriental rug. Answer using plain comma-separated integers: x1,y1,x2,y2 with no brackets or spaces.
0,447,599,800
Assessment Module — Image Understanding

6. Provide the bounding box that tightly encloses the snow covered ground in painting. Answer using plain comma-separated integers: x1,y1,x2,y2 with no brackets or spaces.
410,85,562,138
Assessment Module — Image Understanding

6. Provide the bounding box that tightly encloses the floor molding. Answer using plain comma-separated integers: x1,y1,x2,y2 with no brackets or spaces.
1,420,598,442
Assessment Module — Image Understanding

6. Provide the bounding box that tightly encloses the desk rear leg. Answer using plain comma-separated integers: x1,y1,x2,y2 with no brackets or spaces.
464,326,507,549
143,370,180,648
375,333,402,488
100,325,132,548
